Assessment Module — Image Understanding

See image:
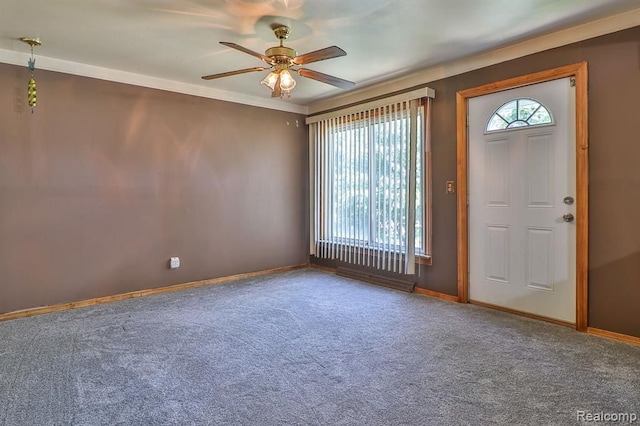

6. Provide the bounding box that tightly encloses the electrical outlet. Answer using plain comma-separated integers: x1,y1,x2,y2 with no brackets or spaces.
170,257,180,269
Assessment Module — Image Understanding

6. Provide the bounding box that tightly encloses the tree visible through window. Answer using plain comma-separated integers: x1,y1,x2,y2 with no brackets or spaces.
331,112,423,252
486,98,553,132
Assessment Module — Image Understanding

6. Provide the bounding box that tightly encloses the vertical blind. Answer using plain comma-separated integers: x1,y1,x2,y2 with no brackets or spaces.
307,88,433,275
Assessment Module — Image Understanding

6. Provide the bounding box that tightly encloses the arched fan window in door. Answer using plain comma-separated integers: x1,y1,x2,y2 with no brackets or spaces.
486,98,553,132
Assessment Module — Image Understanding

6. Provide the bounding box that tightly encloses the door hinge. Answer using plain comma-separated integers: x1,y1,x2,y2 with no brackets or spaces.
570,77,576,87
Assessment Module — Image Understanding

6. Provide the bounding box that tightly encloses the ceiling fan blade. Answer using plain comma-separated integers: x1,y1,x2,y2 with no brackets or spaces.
293,46,346,65
271,73,282,98
297,68,355,90
220,42,272,64
202,67,268,80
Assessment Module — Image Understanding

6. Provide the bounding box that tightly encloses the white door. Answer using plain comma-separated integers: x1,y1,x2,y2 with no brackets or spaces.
468,78,576,323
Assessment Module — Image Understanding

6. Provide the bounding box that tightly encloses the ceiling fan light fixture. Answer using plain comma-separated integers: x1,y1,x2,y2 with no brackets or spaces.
260,71,279,90
205,25,355,99
279,69,296,91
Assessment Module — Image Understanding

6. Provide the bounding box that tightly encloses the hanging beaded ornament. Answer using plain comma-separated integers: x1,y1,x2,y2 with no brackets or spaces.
21,37,41,114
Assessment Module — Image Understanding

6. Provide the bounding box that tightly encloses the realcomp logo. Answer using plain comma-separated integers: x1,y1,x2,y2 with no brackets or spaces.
577,411,638,424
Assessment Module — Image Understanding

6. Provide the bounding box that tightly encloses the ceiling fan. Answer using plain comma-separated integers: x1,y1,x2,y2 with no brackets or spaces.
202,25,355,98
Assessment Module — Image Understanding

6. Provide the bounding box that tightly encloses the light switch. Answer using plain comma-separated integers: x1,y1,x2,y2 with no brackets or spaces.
446,180,456,194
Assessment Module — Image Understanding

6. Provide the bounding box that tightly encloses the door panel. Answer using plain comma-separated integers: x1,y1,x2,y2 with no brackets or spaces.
468,78,576,323
485,139,509,206
526,133,554,207
485,225,509,283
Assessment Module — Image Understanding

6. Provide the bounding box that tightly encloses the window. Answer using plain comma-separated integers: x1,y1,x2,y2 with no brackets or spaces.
486,98,553,132
308,90,433,275
331,108,423,249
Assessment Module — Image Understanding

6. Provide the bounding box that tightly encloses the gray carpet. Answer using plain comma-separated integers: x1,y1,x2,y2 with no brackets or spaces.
0,269,638,426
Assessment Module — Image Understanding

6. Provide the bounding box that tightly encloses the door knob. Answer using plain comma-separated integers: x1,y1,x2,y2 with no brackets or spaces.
562,213,574,223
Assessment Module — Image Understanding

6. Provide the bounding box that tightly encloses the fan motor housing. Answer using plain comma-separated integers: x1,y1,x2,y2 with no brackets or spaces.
266,46,297,63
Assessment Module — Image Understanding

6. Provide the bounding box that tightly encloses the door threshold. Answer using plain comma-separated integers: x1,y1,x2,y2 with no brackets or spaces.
470,299,576,328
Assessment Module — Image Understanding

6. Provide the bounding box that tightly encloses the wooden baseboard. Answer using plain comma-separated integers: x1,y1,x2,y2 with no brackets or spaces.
308,264,337,274
0,264,308,323
470,300,575,328
5,265,639,347
413,287,458,302
587,327,640,346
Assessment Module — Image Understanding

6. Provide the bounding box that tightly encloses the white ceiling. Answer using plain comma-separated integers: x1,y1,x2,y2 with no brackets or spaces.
1,0,638,112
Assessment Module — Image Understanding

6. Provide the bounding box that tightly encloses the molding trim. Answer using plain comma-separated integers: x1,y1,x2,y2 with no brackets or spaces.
415,256,433,266
413,287,458,302
308,264,337,274
471,300,575,328
1,9,637,115
308,8,640,114
587,327,640,346
0,48,308,115
3,263,638,345
0,264,307,323
456,63,589,332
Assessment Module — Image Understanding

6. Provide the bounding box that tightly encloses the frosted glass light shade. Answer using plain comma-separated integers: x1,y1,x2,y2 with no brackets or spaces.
279,69,296,91
261,71,279,90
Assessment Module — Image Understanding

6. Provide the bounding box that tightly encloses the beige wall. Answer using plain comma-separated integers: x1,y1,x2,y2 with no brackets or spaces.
0,65,309,313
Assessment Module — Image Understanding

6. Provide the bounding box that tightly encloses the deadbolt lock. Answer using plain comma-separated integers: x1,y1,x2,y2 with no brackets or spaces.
563,196,574,205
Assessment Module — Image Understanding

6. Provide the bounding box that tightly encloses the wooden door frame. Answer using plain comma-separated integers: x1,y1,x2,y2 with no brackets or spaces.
456,63,589,331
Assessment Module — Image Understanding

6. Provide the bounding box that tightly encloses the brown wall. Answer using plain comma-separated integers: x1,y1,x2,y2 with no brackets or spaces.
2,26,638,338
313,26,640,338
0,64,309,314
